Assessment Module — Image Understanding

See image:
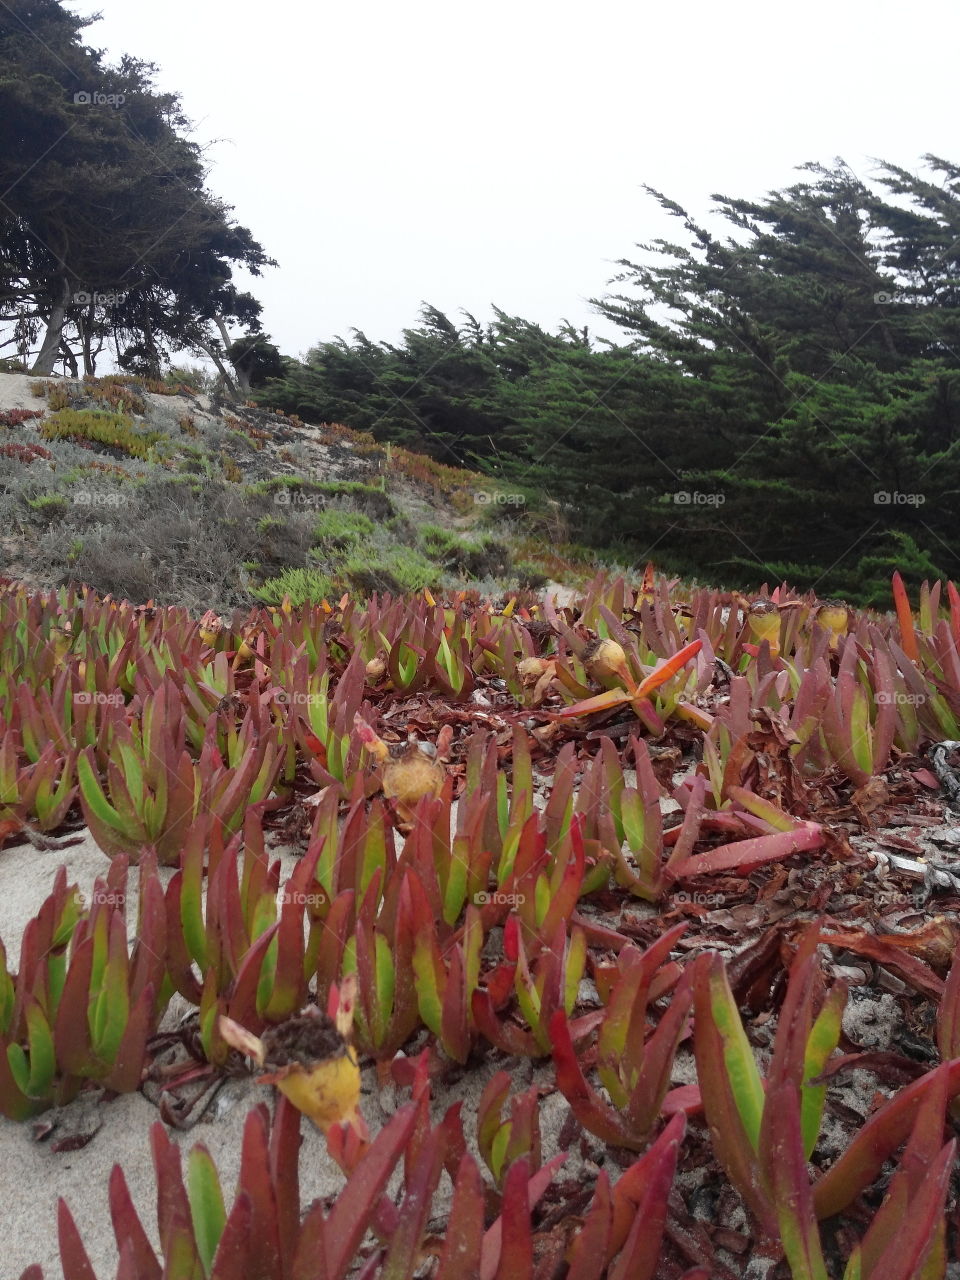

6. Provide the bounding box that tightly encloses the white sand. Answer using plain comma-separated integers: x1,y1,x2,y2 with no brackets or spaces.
0,372,49,413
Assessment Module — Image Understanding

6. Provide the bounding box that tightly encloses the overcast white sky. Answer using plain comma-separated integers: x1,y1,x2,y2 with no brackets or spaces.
69,0,960,358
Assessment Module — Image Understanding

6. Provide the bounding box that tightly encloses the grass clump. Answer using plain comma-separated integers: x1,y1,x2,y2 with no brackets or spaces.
312,509,374,549
220,452,243,483
343,544,438,596
316,481,394,520
252,566,335,607
40,409,168,460
418,525,511,577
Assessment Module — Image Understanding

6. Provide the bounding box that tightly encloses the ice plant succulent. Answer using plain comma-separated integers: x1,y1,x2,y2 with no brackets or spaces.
554,637,703,724
219,976,363,1135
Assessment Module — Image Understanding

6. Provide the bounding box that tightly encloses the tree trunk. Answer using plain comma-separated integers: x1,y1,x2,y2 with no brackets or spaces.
31,280,72,374
215,317,251,395
80,307,96,376
195,338,239,400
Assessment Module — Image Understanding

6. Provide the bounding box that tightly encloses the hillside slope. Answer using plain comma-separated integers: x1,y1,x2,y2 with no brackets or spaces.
0,370,567,613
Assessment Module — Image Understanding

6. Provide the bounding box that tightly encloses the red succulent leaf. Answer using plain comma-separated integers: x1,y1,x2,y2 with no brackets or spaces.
435,1154,485,1279
57,1198,98,1280
813,1057,960,1219
108,1165,161,1279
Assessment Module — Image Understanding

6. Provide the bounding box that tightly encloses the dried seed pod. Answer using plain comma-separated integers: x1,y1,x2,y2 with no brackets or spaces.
219,979,362,1135
382,741,446,816
259,1008,361,1134
518,656,551,687
365,652,387,681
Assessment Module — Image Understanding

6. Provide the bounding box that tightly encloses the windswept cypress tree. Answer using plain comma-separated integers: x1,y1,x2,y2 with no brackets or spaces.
593,158,960,590
259,158,960,599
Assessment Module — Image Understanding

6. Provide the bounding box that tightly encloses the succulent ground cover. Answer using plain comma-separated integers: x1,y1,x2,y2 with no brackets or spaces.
2,568,960,1276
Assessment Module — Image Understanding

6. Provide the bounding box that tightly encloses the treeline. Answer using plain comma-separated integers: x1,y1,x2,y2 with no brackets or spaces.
0,0,280,388
260,160,960,602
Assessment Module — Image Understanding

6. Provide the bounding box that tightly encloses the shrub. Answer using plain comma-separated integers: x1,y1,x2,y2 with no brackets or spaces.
31,380,73,410
513,560,550,590
420,524,460,559
26,493,68,523
419,526,511,577
220,452,243,482
163,364,211,392
82,376,147,415
317,480,394,520
0,441,52,464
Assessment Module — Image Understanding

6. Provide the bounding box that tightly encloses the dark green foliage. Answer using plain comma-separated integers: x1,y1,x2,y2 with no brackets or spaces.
258,159,960,602
226,334,286,388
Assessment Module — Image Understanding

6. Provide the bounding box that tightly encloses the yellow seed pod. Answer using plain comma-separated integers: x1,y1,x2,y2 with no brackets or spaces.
199,608,224,648
365,653,387,681
816,600,849,650
747,601,781,656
